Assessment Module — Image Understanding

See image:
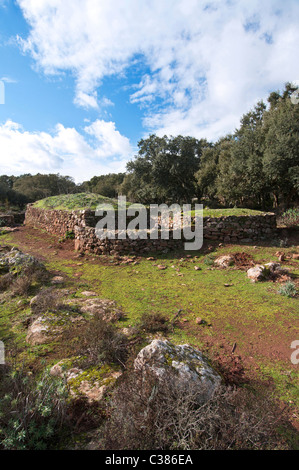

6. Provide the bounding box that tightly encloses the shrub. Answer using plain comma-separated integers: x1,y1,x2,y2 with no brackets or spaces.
65,230,75,240
77,313,129,367
0,368,68,450
103,370,292,450
279,208,299,228
278,281,297,298
138,312,170,334
11,274,33,296
203,254,215,266
30,287,62,314
0,273,14,292
11,265,49,297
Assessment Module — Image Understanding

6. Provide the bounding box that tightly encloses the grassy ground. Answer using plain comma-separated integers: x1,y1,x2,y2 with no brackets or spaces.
1,226,298,408
0,223,298,451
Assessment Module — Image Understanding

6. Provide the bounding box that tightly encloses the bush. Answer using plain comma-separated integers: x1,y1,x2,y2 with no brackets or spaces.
77,313,129,367
103,370,292,450
30,287,62,314
11,265,49,297
0,273,14,292
279,208,299,228
278,281,297,298
0,368,68,450
203,254,215,266
138,312,170,334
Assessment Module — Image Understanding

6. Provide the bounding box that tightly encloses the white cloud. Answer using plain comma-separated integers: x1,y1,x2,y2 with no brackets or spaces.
16,0,299,140
0,119,132,182
0,76,17,84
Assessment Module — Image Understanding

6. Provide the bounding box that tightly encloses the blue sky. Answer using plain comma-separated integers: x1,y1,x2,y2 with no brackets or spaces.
0,0,299,182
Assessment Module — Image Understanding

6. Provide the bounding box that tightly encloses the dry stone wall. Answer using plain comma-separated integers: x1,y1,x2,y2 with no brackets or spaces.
25,204,277,255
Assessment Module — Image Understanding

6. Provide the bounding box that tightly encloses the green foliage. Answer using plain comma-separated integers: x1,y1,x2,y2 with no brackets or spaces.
126,134,210,204
203,254,215,266
65,230,75,240
195,83,299,210
0,368,68,450
81,173,125,198
279,208,299,227
278,281,297,298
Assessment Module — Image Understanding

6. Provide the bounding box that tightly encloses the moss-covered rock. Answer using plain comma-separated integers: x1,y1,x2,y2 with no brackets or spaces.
134,339,221,402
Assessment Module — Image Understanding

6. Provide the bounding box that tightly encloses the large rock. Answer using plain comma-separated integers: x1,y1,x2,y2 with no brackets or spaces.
134,339,221,402
247,264,268,282
50,361,122,403
214,255,234,267
247,262,290,282
0,247,45,274
26,316,50,345
80,298,123,322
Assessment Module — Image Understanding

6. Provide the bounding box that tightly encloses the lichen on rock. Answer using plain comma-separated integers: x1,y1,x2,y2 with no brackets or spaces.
134,339,221,402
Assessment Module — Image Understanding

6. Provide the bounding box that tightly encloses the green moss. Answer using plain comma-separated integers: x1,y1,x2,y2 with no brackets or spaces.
67,364,120,393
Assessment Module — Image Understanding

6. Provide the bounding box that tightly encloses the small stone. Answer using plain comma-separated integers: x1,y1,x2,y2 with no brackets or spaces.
157,265,167,270
81,291,97,297
51,276,64,284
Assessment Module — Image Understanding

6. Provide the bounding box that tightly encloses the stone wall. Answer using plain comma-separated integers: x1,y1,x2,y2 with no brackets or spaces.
25,204,277,255
202,214,277,243
25,204,89,237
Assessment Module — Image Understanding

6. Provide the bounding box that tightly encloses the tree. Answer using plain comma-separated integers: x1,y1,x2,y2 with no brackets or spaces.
263,85,299,209
127,135,210,204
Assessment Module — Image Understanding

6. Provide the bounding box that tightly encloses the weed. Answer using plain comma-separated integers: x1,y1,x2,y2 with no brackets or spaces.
0,367,68,450
278,281,297,298
203,254,215,266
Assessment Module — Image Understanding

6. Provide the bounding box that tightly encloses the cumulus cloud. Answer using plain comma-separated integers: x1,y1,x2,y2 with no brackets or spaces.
16,0,299,140
0,119,132,182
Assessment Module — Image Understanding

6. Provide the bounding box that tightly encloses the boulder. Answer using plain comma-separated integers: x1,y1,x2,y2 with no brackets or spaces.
214,255,234,267
0,247,45,275
134,339,221,402
26,316,49,345
81,298,123,322
247,264,268,282
50,361,122,403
